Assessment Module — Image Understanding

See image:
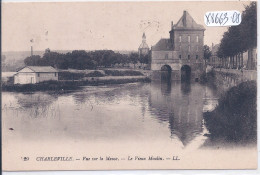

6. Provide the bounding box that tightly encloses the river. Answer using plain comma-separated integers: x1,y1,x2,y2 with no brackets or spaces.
2,81,219,146
2,81,257,170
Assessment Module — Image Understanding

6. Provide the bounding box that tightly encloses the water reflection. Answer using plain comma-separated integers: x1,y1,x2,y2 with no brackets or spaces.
181,81,191,94
161,80,171,95
15,92,59,118
3,81,220,148
149,81,207,146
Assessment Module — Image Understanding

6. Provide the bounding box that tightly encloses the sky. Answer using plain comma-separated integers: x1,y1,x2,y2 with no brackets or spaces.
2,1,250,52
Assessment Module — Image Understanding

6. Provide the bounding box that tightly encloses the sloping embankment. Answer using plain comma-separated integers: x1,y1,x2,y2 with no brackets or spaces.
203,80,257,143
2,76,150,92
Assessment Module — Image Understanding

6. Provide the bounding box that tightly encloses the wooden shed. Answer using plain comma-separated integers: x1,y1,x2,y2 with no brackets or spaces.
14,66,58,84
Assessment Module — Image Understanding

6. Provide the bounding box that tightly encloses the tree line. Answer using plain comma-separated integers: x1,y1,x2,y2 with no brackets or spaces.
24,50,151,70
217,2,256,58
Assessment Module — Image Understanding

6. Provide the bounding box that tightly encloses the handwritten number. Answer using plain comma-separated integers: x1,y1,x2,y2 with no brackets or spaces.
205,11,241,26
223,13,228,25
205,14,211,25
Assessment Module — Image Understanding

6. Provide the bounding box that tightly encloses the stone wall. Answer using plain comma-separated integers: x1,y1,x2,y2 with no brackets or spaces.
172,30,204,61
214,68,257,81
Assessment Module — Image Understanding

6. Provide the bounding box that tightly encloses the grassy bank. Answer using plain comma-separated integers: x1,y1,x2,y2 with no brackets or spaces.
59,71,105,80
2,77,151,92
203,80,257,142
59,69,144,80
104,70,143,76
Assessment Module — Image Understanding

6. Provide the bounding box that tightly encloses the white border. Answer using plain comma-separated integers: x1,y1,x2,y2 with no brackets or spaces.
1,0,259,174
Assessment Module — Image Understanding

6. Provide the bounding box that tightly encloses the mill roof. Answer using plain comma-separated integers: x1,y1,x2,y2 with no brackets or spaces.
172,11,205,31
152,39,173,51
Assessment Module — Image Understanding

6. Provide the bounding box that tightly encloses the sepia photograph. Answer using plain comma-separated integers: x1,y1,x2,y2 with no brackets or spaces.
1,1,258,171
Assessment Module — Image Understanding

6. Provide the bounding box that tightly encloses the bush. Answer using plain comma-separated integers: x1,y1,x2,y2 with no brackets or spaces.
59,72,85,80
1,80,82,92
2,77,151,92
85,71,104,77
199,70,216,84
104,70,143,76
203,80,257,142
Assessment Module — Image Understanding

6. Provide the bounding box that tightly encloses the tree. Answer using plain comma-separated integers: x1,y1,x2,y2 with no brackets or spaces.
129,52,139,68
23,50,138,70
240,2,257,51
203,45,212,60
217,2,256,58
45,48,51,53
24,55,44,66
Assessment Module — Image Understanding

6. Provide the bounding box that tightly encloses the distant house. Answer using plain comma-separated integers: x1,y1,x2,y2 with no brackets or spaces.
14,66,58,84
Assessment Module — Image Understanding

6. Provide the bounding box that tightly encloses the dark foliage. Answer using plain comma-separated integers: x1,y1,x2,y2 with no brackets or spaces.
2,81,82,92
58,72,86,80
2,78,151,92
203,45,212,60
104,70,143,76
24,50,151,70
204,81,257,142
199,70,216,84
217,2,257,58
85,71,104,77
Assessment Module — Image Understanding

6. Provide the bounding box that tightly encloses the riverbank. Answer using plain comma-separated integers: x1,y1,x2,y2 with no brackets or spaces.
58,69,146,80
2,69,151,92
214,68,257,81
2,76,151,92
203,80,257,142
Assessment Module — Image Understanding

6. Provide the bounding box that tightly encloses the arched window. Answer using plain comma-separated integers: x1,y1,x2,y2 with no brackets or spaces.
188,36,190,43
196,36,199,42
179,36,182,42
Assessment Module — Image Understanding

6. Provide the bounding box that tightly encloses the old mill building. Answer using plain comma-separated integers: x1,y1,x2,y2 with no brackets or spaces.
151,10,205,81
14,66,58,84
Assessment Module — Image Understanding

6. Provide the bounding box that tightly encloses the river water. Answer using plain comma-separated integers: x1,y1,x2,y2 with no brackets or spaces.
3,81,220,148
3,80,259,170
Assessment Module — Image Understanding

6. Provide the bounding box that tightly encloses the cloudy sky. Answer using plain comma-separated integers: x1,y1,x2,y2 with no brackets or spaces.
2,1,250,52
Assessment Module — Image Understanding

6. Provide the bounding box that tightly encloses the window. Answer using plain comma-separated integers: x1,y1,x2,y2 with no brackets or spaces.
196,36,199,42
55,72,57,77
188,55,190,59
165,53,168,59
179,45,181,51
196,55,199,59
188,36,190,43
179,36,182,42
196,46,199,52
179,55,182,59
188,45,191,52
37,73,40,77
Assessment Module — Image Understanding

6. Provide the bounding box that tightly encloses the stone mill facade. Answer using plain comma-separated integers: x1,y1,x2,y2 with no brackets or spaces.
151,10,205,81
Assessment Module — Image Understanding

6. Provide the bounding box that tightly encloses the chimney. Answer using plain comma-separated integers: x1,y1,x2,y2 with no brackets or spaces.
171,21,173,29
212,43,214,50
183,10,187,27
31,46,33,56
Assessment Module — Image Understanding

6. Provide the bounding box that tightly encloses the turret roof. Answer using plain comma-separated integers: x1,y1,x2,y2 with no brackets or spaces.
172,11,205,31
